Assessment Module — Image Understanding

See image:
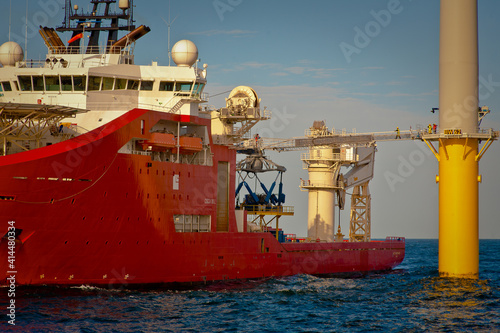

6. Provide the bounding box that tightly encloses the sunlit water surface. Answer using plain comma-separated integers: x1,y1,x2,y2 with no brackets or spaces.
1,239,499,332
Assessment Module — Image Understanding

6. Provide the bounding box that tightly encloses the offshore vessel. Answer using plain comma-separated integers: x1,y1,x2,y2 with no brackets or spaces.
0,0,404,287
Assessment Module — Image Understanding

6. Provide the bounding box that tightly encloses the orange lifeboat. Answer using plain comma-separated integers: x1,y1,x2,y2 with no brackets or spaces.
140,133,176,151
173,136,203,154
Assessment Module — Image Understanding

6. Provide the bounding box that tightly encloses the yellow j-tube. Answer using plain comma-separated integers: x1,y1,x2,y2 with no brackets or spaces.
438,0,479,278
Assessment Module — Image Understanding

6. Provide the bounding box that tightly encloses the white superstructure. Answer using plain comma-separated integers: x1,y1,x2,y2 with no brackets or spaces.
0,40,208,132
0,0,210,156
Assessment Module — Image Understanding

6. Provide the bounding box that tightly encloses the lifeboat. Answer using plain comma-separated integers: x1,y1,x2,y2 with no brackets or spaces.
140,133,176,151
173,136,203,154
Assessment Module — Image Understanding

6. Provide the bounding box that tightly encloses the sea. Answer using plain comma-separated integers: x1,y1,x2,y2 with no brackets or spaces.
1,239,499,332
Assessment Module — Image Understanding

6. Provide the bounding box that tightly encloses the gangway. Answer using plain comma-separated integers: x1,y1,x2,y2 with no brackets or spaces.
236,119,496,243
250,129,417,153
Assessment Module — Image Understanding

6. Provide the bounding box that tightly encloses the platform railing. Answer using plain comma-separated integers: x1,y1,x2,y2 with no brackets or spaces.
244,205,294,215
385,236,406,242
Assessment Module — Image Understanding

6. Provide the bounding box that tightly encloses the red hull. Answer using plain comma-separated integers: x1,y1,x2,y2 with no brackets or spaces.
0,109,405,286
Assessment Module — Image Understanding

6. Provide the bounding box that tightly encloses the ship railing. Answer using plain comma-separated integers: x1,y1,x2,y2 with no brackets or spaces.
188,152,214,166
304,127,353,137
171,91,209,101
300,179,343,189
47,45,133,55
199,92,209,102
385,236,405,242
17,60,48,68
301,151,342,161
229,127,253,139
244,205,294,215
130,150,151,156
137,102,196,113
56,124,89,141
261,108,272,119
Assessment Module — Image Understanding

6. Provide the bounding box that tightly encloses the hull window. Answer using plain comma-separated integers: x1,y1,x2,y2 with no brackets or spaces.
174,215,211,232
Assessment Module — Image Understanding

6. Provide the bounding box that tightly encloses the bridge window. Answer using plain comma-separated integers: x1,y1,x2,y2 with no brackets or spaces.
175,82,192,92
45,76,60,91
115,78,127,90
127,80,139,90
102,77,114,90
61,76,72,91
193,82,205,95
1,81,12,91
140,80,154,91
18,76,32,91
33,76,44,91
88,76,102,91
159,81,174,91
73,75,86,91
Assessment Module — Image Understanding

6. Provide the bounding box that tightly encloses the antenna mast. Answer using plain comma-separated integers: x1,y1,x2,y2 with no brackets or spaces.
9,0,11,41
25,0,28,59
161,0,178,66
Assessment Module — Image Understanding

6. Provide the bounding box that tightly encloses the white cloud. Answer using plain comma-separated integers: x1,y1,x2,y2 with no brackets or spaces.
285,66,306,75
271,72,289,76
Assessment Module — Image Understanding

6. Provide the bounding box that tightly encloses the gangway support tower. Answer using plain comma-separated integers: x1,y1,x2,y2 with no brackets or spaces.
349,182,371,242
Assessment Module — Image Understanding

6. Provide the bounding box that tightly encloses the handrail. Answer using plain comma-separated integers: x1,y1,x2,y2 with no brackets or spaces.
243,205,294,214
385,236,405,242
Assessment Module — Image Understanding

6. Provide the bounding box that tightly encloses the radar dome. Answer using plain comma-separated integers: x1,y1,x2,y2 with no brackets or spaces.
119,0,130,10
0,42,24,67
171,40,198,67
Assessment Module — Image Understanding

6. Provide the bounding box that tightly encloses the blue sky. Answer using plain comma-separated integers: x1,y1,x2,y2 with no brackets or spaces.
2,0,500,239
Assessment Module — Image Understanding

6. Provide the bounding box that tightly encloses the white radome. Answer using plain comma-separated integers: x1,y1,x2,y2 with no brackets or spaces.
171,40,198,67
0,42,24,67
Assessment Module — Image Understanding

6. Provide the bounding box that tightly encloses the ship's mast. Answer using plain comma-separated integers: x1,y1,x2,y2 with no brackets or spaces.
56,0,135,52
